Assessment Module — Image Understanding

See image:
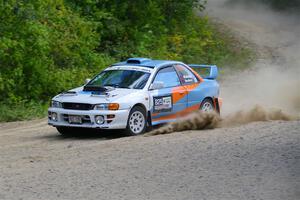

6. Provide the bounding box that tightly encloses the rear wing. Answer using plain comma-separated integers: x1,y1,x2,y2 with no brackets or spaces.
188,64,218,80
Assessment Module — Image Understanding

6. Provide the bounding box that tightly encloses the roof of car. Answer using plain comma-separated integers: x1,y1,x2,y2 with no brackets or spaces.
111,58,181,68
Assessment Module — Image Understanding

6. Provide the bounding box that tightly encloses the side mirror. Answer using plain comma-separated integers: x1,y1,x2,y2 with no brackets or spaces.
149,81,164,90
85,78,91,84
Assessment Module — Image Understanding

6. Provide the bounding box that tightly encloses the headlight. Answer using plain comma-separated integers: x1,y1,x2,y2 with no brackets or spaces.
51,100,62,108
94,103,119,110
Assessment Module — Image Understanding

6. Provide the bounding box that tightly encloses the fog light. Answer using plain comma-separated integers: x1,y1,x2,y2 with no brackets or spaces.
51,112,58,121
95,115,104,124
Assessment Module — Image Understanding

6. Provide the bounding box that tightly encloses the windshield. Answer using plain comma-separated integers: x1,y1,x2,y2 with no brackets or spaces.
87,70,151,89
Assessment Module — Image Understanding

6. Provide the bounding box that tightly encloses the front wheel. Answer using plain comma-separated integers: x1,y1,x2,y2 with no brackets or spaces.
125,106,147,136
200,98,215,112
56,127,75,136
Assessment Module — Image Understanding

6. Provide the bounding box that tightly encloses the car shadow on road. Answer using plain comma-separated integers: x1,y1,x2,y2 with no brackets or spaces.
38,129,128,141
36,125,163,141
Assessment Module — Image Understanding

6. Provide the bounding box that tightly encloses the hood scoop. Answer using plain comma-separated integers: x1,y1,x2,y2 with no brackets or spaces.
83,86,116,97
83,85,107,92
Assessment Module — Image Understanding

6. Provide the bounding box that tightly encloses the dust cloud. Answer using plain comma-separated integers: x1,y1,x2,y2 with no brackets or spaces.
148,0,300,135
221,105,295,126
146,111,220,136
147,106,295,136
206,0,300,116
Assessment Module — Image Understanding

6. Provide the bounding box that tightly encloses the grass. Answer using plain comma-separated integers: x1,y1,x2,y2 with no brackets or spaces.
0,102,48,122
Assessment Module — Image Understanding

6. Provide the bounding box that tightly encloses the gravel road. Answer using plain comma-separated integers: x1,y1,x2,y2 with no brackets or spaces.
0,120,299,200
1,1,300,200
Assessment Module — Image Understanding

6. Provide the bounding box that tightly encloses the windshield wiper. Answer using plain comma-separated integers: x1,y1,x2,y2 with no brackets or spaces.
104,84,131,89
103,84,120,88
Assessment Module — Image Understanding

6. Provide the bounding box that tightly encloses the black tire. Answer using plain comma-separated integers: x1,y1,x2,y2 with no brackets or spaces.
200,98,215,112
125,106,147,136
56,127,75,136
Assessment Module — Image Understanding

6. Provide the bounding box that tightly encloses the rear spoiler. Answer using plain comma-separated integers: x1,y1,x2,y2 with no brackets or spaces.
188,64,218,80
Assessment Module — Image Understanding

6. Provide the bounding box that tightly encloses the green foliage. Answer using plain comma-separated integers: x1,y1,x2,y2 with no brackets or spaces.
0,0,113,103
0,0,251,121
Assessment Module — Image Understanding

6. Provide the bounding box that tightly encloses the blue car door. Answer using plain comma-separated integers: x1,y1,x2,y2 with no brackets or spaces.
149,66,187,125
174,64,204,108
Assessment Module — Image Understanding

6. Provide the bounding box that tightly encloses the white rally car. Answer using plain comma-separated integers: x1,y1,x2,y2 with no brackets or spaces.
48,58,222,135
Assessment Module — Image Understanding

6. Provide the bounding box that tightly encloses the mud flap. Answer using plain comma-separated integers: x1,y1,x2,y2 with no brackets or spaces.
146,111,153,132
214,98,223,114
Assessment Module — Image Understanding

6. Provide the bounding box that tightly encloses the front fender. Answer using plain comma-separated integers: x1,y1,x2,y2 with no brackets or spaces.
117,91,150,112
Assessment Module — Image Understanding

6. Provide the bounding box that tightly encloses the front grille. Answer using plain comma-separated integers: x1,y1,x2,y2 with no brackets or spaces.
62,102,93,110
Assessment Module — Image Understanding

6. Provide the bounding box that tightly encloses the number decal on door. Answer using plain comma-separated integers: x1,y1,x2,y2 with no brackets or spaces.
153,95,173,113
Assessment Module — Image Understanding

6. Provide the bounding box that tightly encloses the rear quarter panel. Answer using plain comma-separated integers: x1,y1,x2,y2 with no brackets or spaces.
186,79,219,108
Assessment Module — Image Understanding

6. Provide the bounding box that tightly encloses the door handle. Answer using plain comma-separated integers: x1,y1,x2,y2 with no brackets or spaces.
179,91,185,95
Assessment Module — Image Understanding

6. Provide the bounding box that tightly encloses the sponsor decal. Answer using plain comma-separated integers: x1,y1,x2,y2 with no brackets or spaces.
153,95,173,113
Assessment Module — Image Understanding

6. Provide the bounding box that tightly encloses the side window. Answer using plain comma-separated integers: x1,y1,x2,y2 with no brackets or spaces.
174,64,198,84
153,67,181,88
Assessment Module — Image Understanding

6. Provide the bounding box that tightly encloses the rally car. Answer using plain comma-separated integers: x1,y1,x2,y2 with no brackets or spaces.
48,58,222,136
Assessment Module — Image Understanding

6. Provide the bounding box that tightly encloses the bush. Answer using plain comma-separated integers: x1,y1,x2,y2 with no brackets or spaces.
0,0,113,103
0,0,252,121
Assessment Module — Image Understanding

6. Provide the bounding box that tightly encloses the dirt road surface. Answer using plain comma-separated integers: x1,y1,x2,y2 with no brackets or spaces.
1,1,300,200
0,120,299,200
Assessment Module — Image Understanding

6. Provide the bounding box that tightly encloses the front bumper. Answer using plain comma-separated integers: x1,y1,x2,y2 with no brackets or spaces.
48,107,130,129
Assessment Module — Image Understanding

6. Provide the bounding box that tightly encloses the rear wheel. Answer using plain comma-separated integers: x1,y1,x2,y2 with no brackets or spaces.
200,98,215,112
125,106,147,136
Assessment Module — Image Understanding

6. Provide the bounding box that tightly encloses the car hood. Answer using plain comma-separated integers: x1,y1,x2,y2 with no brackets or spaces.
53,87,140,104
